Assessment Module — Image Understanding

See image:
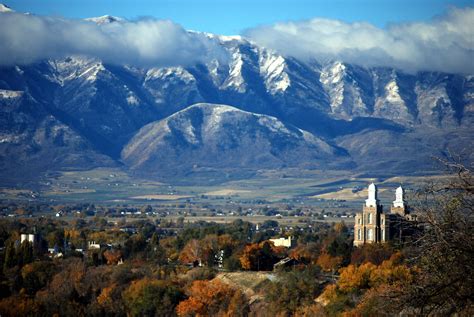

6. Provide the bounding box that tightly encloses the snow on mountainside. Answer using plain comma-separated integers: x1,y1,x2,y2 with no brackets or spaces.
259,50,290,94
0,3,13,12
0,88,115,183
85,15,125,25
122,103,350,175
319,61,372,118
0,13,472,179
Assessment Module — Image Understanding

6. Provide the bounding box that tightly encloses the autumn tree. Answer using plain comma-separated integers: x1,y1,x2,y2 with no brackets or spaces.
179,239,203,266
239,241,282,271
393,158,474,316
316,252,342,273
35,258,88,316
265,266,324,315
319,253,414,315
123,278,185,317
176,279,248,316
103,249,123,265
146,232,167,264
350,243,395,266
20,261,55,295
289,242,321,265
0,295,41,316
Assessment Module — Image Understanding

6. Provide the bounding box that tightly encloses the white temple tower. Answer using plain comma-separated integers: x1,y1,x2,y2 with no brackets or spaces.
391,186,407,216
354,183,383,246
365,183,379,207
393,186,405,208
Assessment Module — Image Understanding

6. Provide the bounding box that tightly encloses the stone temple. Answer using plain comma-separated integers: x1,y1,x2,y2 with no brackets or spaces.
353,183,418,247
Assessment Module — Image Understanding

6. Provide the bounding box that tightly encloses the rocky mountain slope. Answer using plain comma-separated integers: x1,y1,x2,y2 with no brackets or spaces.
0,15,472,181
122,103,351,176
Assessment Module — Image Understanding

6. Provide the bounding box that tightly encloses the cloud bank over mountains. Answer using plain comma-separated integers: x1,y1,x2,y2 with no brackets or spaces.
0,6,472,74
245,7,474,74
0,12,228,67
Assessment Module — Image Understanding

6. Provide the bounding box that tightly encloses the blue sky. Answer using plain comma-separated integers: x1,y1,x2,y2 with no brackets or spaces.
4,0,473,35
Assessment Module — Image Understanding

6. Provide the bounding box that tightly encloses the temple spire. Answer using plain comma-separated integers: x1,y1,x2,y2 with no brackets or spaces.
365,183,379,207
393,186,405,208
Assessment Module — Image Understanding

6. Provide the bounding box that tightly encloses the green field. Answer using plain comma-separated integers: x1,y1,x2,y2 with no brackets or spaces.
0,167,445,209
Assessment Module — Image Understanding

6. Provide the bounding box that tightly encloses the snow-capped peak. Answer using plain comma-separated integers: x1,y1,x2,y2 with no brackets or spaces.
320,61,347,85
259,50,290,94
85,15,125,25
217,35,244,43
196,32,247,44
0,3,14,13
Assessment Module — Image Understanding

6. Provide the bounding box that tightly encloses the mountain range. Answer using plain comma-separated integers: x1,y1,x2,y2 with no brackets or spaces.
0,13,473,184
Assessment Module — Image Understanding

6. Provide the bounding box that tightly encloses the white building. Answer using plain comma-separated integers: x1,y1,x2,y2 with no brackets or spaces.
20,234,35,244
88,241,101,250
269,236,294,248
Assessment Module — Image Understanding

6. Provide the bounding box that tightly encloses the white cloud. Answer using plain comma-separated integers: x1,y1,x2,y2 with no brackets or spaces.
244,7,474,74
0,12,228,67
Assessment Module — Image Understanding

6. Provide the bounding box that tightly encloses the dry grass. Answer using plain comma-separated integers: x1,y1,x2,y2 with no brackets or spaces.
215,272,274,301
204,189,251,196
311,188,388,201
129,194,192,200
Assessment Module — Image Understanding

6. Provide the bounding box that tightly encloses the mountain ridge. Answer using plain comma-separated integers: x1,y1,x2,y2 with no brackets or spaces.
0,17,472,182
122,103,352,176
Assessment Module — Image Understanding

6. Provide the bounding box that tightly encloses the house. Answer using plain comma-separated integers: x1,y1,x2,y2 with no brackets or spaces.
88,241,101,250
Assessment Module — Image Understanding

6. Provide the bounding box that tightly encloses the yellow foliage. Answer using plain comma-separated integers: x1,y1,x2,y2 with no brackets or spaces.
318,284,338,306
338,263,376,291
294,303,326,317
176,279,241,316
97,283,116,306
322,256,416,313
0,295,40,316
64,229,81,240
317,252,343,272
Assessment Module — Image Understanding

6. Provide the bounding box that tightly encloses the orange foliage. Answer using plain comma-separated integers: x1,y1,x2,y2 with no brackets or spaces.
176,279,243,316
342,284,402,316
319,254,416,313
64,229,81,240
239,243,261,270
217,234,238,249
338,254,413,292
178,234,240,266
0,295,40,316
350,243,395,265
338,263,375,291
88,231,109,244
123,278,157,304
176,296,205,316
294,303,326,317
290,243,320,263
97,283,116,306
318,284,339,306
103,249,123,265
316,252,342,272
179,239,202,264
160,236,179,261
239,241,283,271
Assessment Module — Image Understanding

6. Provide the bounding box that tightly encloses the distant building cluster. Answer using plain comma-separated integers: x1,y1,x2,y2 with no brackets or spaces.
353,183,418,247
